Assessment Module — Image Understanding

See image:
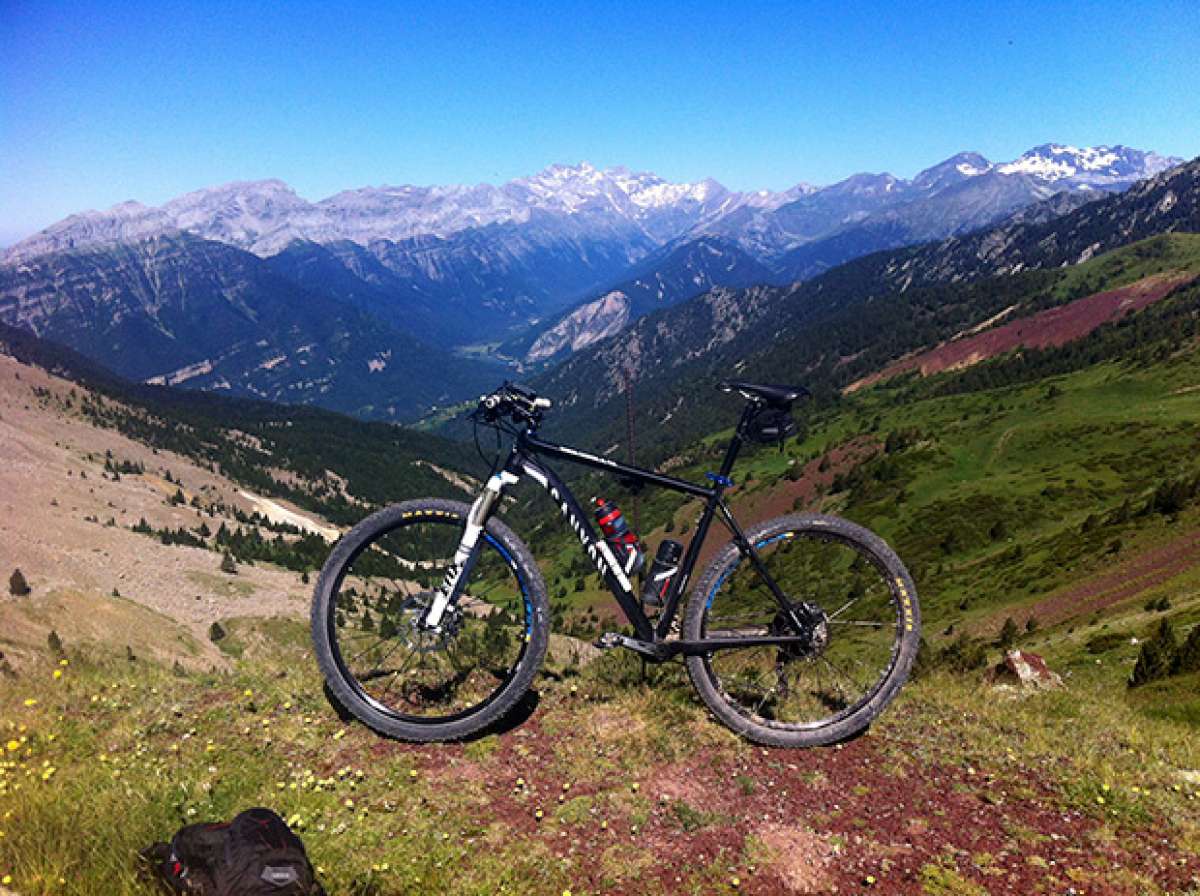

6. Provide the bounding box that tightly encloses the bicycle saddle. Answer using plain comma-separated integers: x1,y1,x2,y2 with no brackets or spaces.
717,380,809,407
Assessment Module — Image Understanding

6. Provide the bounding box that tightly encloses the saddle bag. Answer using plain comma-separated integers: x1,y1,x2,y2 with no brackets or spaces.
746,405,798,445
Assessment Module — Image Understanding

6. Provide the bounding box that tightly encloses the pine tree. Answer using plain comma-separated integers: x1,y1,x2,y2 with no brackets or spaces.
208,621,227,643
1172,625,1200,676
47,629,65,658
8,568,30,596
220,552,238,575
379,615,397,639
1129,619,1178,687
996,617,1019,650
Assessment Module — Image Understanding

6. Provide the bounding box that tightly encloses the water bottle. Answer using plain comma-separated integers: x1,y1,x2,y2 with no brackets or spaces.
593,498,644,576
641,539,683,607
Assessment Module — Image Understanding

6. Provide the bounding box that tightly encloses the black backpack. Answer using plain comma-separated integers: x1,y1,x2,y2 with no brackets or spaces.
141,808,325,896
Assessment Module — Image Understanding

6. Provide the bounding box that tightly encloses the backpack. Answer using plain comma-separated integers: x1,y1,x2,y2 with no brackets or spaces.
141,808,326,896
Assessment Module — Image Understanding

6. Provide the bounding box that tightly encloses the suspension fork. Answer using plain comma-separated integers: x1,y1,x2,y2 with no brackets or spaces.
421,469,519,629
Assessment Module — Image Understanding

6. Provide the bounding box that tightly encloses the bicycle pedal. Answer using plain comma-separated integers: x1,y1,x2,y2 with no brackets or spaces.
593,632,622,649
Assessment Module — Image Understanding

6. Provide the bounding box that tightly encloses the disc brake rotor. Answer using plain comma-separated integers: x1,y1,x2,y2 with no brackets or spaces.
771,600,829,660
401,593,463,655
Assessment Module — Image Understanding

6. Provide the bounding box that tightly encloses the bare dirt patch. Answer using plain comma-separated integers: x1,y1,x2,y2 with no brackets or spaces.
0,354,318,662
849,272,1196,391
754,823,836,894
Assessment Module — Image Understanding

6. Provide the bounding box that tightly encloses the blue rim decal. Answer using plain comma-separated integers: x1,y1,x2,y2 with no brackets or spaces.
706,534,792,609
484,533,534,635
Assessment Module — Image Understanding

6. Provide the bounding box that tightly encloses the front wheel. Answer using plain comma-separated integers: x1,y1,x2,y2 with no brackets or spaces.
684,513,920,748
311,499,549,742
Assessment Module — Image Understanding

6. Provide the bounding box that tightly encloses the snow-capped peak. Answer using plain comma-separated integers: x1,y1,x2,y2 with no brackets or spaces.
2,145,1182,264
996,144,1179,186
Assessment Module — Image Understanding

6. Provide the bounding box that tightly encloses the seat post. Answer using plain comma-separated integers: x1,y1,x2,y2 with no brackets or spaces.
718,403,756,477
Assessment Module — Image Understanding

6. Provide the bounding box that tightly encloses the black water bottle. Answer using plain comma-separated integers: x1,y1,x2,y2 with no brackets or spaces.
641,539,683,607
593,498,644,576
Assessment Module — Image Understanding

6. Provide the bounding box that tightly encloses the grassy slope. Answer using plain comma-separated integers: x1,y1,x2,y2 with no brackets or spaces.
1,619,1198,896
526,236,1200,629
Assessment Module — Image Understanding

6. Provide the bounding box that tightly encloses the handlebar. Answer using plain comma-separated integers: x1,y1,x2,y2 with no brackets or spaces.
476,382,552,426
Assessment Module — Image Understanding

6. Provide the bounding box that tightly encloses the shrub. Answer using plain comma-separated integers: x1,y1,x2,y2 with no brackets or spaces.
996,617,1019,650
1172,625,1200,676
47,629,65,658
9,568,30,596
1129,619,1178,687
208,621,227,643
936,634,988,674
1085,631,1126,654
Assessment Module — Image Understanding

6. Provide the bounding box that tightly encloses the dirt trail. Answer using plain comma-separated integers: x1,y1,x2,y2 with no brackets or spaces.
1006,529,1200,628
239,489,341,539
354,703,1198,895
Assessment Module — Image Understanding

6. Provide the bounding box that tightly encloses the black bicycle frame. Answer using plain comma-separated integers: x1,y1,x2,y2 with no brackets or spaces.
488,404,812,659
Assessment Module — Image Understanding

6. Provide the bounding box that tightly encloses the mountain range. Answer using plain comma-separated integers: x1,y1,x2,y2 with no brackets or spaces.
0,143,1182,420
532,156,1200,456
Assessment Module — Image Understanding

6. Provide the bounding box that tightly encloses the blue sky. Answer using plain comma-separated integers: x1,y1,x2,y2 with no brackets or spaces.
2,0,1198,245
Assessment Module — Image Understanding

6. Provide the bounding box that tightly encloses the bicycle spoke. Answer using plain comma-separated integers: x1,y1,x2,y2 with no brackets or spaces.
701,527,904,731
328,515,531,722
827,619,887,628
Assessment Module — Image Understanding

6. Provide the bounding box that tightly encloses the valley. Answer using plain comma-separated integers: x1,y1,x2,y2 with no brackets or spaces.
1,148,1199,895
0,146,1180,422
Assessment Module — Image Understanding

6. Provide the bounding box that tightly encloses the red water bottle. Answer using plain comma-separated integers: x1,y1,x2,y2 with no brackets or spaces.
593,498,644,576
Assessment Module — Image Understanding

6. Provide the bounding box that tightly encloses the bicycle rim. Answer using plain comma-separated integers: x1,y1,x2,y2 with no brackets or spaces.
700,529,904,731
325,514,535,724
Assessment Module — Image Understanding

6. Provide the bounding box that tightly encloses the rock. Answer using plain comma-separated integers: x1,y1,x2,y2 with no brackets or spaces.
988,650,1063,689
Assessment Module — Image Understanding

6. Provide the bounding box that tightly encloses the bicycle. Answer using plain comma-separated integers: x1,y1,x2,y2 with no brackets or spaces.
312,381,920,747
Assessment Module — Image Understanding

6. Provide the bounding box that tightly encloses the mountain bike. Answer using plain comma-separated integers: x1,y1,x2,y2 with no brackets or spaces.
312,381,920,747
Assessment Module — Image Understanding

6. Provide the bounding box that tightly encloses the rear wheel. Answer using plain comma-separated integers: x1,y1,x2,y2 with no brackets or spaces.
684,514,919,747
312,499,549,742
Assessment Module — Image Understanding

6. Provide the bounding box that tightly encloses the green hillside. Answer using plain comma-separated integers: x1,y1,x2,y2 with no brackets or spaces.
0,321,479,526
